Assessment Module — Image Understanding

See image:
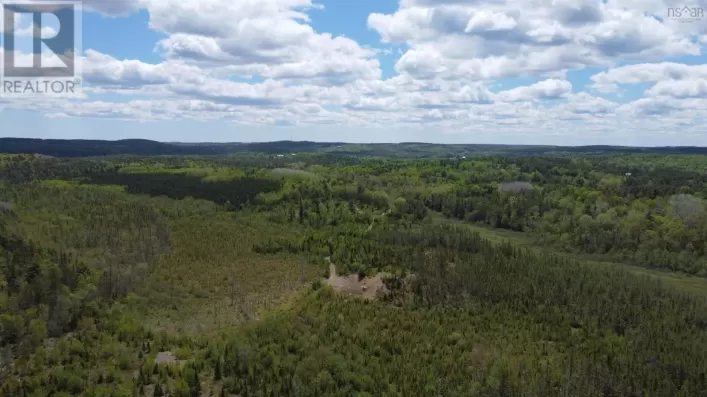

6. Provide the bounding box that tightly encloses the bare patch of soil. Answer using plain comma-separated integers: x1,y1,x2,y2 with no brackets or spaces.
155,351,186,367
324,264,388,300
0,201,12,212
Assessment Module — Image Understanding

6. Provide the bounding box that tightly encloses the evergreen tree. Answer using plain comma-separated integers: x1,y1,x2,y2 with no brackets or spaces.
154,383,164,397
215,357,222,381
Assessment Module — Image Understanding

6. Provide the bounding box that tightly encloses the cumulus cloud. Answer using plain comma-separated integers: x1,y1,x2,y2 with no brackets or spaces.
618,96,707,119
2,0,706,142
79,50,362,107
496,79,573,102
14,0,379,86
590,62,707,93
369,0,702,81
141,0,381,85
3,13,57,37
563,92,617,115
646,79,707,98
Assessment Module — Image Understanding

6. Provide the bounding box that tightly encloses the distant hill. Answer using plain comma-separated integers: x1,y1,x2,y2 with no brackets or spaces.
2,137,707,158
0,138,210,157
0,138,347,157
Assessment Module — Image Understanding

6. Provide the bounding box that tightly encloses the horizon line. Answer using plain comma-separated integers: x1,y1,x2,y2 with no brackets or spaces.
2,137,706,149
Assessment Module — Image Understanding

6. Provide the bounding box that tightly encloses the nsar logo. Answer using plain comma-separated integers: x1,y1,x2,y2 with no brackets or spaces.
668,5,704,23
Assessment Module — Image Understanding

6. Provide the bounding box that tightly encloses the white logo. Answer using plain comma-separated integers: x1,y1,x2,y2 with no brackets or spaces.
0,1,83,97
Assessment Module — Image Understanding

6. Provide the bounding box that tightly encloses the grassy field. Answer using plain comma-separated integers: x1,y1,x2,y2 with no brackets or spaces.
129,208,325,335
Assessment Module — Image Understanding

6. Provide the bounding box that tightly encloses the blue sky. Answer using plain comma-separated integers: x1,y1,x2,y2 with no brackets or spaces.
1,0,707,145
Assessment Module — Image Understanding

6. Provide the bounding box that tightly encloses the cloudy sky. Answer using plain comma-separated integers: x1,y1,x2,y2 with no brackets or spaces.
1,0,706,145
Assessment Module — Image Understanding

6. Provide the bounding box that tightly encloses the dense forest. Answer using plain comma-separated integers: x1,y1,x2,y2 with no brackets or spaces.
5,137,707,158
1,146,707,396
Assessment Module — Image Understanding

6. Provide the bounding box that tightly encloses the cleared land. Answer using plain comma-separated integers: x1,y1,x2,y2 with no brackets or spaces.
324,263,389,300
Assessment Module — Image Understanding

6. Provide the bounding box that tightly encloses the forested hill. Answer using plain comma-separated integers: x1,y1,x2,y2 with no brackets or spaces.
0,138,221,157
3,137,707,158
0,138,347,157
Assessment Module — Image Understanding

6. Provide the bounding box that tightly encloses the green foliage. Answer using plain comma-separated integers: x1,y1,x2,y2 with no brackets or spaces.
214,356,222,380
85,172,282,210
223,231,707,396
3,150,707,397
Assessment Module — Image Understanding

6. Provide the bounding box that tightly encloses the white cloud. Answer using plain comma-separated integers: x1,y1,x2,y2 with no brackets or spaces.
496,79,573,102
563,92,618,115
0,47,76,70
591,62,707,92
1,12,56,36
14,24,57,38
144,0,380,85
369,0,702,82
645,79,707,98
618,96,707,119
2,0,706,143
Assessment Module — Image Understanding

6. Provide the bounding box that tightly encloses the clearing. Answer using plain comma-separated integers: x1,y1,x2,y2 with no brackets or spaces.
324,263,388,300
155,351,186,367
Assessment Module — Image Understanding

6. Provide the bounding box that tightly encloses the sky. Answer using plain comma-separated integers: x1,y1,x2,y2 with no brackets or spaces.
0,0,707,145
